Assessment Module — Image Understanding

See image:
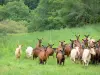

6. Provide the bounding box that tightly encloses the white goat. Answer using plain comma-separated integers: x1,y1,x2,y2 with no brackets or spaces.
15,45,22,59
82,48,96,66
26,46,33,58
88,38,96,47
70,47,80,63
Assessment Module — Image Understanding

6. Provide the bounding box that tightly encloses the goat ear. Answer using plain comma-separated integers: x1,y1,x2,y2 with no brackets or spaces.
52,44,54,46
17,44,18,47
74,40,77,42
42,45,44,47
70,39,72,41
97,40,99,42
92,41,95,44
88,34,90,37
90,37,92,39
82,39,84,41
65,43,67,45
48,43,50,46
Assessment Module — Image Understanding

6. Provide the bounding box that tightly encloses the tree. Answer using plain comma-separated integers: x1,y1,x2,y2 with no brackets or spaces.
24,0,39,10
28,0,49,31
5,1,30,21
82,0,100,23
0,0,5,5
0,5,9,21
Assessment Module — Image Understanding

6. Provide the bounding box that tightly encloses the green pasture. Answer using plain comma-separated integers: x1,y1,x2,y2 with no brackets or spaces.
0,24,100,75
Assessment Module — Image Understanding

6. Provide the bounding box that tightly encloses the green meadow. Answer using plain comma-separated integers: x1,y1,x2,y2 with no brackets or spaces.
0,24,100,75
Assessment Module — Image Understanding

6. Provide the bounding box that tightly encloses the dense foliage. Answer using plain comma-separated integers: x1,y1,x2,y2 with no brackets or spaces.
0,0,100,32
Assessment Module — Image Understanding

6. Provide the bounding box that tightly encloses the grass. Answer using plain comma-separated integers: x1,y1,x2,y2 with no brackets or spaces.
0,24,100,75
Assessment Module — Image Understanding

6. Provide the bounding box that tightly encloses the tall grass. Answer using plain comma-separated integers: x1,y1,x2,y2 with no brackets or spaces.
0,24,100,75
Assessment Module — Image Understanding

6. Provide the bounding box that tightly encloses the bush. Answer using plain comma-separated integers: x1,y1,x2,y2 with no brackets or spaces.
0,20,28,33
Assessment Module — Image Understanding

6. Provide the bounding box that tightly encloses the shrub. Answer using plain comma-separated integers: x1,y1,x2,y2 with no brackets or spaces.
0,20,28,33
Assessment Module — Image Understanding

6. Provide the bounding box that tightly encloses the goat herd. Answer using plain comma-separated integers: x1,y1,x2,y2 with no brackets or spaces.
15,35,100,66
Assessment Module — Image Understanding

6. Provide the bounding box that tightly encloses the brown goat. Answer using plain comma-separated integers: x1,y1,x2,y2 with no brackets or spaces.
46,43,54,58
97,40,100,62
56,50,65,65
64,43,71,57
56,41,65,52
56,41,65,57
36,38,43,48
74,35,82,48
32,38,43,60
91,40,100,64
38,45,48,64
32,48,41,60
70,39,75,49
